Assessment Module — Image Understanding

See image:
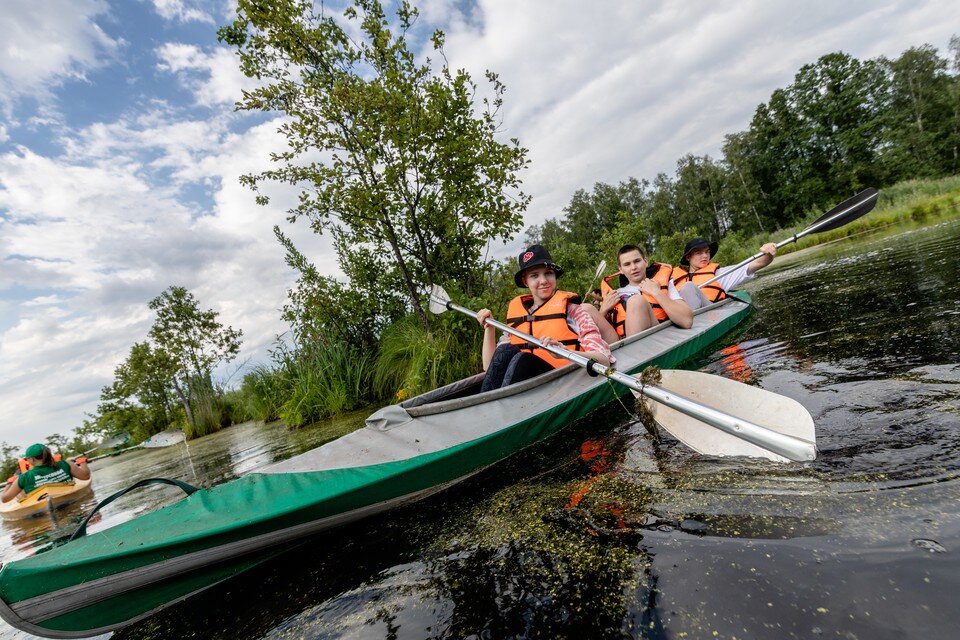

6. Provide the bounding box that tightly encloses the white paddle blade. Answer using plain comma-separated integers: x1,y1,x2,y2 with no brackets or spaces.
141,429,186,448
428,285,451,315
101,432,131,449
594,260,607,279
637,370,816,462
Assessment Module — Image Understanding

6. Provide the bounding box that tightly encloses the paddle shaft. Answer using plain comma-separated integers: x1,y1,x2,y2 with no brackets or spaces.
582,261,607,300
450,300,815,461
696,193,873,289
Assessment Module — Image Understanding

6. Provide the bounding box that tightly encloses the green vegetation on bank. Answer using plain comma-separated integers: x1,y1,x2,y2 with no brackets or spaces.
711,176,960,267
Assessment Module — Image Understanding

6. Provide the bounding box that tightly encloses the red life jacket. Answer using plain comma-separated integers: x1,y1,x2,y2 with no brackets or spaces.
671,262,727,303
599,262,674,337
505,290,582,368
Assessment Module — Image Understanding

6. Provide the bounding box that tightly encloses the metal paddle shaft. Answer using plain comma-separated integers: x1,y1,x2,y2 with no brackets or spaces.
435,293,816,462
697,188,879,289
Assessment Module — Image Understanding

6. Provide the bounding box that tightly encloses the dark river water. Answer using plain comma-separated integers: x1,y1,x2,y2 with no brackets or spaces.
3,219,960,639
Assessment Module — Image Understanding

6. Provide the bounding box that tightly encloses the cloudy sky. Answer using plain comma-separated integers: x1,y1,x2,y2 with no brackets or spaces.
0,0,955,448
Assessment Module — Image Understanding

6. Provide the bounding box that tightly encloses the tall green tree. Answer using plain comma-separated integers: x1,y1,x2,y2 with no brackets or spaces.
148,286,242,429
721,131,771,235
673,154,730,238
950,36,960,174
744,53,889,225
884,45,957,178
100,341,180,437
219,0,530,331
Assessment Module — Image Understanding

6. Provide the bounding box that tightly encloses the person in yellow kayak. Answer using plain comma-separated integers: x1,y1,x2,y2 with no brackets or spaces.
582,244,693,343
672,237,777,309
476,245,613,390
1,443,90,503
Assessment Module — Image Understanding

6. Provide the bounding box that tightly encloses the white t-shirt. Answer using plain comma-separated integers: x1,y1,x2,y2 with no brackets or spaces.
707,263,755,292
617,281,684,301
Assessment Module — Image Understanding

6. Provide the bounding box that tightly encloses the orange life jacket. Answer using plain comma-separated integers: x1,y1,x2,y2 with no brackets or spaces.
599,262,674,337
505,290,582,368
671,262,727,303
18,453,62,474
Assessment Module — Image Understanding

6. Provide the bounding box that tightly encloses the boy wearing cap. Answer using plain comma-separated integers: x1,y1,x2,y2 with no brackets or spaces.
672,237,778,310
476,245,613,391
1,443,90,503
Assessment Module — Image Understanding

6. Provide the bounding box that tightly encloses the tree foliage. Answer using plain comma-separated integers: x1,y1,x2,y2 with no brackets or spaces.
148,286,243,430
219,0,530,332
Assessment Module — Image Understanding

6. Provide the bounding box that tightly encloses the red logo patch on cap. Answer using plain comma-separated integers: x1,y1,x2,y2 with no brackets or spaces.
522,251,534,264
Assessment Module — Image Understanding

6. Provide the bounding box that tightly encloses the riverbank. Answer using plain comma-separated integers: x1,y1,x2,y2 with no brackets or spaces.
715,175,960,265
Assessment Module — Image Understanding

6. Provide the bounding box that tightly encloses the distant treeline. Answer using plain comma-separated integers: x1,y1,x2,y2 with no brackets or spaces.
529,40,960,268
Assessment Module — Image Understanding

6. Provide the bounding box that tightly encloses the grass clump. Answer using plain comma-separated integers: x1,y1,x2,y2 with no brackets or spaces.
375,312,481,401
238,340,378,429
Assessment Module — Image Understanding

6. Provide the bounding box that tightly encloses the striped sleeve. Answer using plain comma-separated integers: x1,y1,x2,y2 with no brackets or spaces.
567,303,615,364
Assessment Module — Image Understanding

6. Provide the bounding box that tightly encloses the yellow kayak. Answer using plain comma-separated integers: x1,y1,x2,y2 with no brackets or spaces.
0,478,93,521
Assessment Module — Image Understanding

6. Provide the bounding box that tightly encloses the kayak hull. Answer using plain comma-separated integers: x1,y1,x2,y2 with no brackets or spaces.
0,479,93,522
0,293,752,638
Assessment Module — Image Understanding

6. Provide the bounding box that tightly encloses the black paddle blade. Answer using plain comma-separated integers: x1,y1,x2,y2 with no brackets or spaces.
809,187,879,233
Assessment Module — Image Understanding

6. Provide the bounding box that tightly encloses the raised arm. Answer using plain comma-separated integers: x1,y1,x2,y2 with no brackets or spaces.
746,242,777,275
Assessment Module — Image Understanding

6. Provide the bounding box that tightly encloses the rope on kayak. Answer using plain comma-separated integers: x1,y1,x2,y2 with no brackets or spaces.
634,366,662,443
69,477,200,541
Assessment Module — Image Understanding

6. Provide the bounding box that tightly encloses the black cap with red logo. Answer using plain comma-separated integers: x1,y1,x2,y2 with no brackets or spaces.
514,245,564,288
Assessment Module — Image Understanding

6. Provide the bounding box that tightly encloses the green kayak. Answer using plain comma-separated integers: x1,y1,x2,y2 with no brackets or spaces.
0,293,752,638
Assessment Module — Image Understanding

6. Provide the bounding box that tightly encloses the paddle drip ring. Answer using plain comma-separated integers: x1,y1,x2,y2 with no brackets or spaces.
635,366,662,441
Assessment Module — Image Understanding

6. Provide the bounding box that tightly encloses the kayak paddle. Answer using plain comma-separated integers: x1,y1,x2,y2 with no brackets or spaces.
87,429,186,462
81,432,131,456
582,260,607,300
698,187,879,288
428,285,816,462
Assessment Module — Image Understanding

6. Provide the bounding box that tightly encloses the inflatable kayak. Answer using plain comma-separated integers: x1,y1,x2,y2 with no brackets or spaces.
0,478,93,522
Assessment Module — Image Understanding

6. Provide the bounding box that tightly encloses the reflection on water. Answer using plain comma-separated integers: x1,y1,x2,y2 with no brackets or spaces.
9,221,960,639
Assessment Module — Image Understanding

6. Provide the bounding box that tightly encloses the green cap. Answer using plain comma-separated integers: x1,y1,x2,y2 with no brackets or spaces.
23,443,46,459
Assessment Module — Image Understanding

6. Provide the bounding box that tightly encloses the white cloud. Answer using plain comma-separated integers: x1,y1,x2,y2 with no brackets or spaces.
150,0,215,24
0,0,120,111
0,105,330,446
437,0,959,231
156,43,256,107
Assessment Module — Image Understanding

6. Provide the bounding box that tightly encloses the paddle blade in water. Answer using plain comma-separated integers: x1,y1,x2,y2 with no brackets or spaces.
809,188,879,233
640,370,816,462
